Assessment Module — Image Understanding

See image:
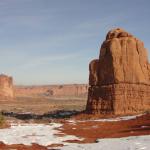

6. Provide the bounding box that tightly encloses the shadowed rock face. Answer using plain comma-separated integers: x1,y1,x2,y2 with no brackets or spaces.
0,74,14,99
86,28,150,115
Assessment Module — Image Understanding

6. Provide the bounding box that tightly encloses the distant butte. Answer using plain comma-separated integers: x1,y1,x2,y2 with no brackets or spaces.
86,28,150,115
0,74,14,100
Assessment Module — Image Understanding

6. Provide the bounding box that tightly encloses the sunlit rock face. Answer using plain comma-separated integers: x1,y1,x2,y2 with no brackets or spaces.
0,74,14,99
86,28,150,115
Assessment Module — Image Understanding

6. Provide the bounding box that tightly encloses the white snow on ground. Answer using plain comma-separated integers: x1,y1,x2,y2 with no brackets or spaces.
59,135,150,150
67,114,143,123
92,114,143,122
0,114,149,149
0,123,82,146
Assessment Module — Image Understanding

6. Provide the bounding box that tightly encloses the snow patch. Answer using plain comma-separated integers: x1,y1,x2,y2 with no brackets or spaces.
0,123,82,146
59,135,150,150
68,114,144,123
89,114,143,122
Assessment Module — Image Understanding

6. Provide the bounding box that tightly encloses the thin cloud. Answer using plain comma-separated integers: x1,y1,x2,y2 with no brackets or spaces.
18,52,81,69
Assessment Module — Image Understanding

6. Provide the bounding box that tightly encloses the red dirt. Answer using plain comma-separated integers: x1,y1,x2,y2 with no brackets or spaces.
0,142,64,150
0,123,10,129
0,142,48,150
59,114,150,143
0,114,150,149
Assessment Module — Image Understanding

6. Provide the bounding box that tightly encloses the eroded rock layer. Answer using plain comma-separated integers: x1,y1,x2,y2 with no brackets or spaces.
86,28,150,115
15,84,88,97
0,74,14,99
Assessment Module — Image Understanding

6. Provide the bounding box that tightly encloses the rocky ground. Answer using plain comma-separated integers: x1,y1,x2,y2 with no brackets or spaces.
0,112,150,149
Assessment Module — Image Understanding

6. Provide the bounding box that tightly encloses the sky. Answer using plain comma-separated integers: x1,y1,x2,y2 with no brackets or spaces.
0,0,150,85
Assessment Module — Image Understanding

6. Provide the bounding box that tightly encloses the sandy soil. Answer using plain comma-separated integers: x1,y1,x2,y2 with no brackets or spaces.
0,96,87,114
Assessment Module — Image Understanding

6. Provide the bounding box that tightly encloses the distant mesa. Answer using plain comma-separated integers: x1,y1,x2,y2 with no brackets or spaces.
15,84,88,97
86,28,150,115
0,74,14,99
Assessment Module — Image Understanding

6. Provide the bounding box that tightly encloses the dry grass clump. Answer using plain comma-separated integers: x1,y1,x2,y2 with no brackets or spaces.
0,113,5,126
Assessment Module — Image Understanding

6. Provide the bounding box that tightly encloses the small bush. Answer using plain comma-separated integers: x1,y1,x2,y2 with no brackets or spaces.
144,110,150,114
0,113,5,126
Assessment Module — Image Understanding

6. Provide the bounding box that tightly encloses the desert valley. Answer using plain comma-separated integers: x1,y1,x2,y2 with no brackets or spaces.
0,28,150,150
0,1,150,150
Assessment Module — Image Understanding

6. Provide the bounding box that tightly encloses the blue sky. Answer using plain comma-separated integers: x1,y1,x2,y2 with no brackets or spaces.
0,0,150,85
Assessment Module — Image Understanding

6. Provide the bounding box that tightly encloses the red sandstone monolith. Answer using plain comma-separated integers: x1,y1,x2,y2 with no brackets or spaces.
86,28,150,115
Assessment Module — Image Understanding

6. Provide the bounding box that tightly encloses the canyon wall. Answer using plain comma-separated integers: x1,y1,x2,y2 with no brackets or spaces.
15,84,88,97
86,28,150,115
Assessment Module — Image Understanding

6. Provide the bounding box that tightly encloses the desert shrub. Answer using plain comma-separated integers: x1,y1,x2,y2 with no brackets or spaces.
144,110,150,114
0,113,5,126
59,85,63,89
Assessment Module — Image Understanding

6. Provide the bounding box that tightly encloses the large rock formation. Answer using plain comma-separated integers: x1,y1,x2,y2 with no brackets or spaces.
86,28,150,115
0,74,14,99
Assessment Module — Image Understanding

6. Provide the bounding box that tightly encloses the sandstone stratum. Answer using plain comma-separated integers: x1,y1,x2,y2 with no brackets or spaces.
15,84,88,97
0,74,14,99
86,28,150,115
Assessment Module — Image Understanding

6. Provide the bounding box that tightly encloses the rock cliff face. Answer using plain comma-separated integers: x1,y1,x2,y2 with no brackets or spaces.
0,74,14,99
15,84,88,97
86,28,150,115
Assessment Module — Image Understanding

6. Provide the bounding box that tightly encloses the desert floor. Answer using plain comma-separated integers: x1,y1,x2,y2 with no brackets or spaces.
0,95,150,150
0,95,87,114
